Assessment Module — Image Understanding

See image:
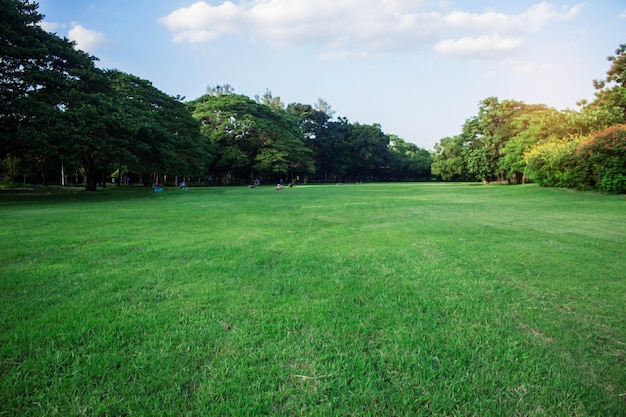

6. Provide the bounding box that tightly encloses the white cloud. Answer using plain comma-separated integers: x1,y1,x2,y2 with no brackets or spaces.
158,1,583,58
442,2,582,32
159,1,243,32
516,2,584,31
444,10,509,31
68,23,107,52
619,9,626,19
434,35,523,56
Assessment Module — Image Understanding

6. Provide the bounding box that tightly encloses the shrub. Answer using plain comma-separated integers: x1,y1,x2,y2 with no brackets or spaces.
577,124,626,194
524,136,587,189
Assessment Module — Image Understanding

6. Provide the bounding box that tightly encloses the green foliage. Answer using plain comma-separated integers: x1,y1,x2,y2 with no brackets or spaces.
577,124,626,193
0,2,431,187
499,107,561,183
189,93,314,184
604,43,626,88
388,135,432,181
523,123,626,193
0,0,97,183
346,123,390,181
431,136,466,181
433,43,626,193
523,136,585,188
461,98,530,182
105,71,206,181
0,1,205,190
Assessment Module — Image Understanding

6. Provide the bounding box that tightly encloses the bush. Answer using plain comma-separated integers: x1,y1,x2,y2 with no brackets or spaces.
524,136,587,189
577,124,626,194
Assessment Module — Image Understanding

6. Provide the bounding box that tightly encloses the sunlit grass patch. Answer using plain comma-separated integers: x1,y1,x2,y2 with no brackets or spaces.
1,183,624,416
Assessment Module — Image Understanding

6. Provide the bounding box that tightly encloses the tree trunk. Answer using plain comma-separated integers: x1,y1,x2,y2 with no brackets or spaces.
85,174,97,191
84,154,97,191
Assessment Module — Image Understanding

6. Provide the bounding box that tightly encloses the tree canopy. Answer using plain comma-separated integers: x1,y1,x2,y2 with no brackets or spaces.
431,43,626,193
4,1,621,192
188,92,314,185
1,1,431,189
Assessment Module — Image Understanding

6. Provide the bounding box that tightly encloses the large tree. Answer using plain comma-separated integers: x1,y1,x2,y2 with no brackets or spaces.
345,123,390,181
286,102,352,182
388,135,432,181
63,70,205,190
0,0,98,184
189,93,314,184
461,97,530,182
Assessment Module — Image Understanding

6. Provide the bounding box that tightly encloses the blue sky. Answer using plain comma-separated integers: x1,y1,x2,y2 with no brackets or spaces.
37,0,626,150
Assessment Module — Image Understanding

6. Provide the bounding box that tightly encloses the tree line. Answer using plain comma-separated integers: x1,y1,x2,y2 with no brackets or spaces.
0,0,432,191
189,89,433,185
2,1,624,193
431,45,626,194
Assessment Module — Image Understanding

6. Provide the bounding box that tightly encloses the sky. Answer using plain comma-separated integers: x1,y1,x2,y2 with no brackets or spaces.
36,0,626,150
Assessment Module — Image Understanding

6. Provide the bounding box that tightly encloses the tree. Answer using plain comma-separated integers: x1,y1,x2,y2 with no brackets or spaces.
53,69,205,191
255,89,284,112
431,135,467,181
595,44,626,88
286,102,350,182
591,44,626,124
0,0,98,184
315,117,352,182
106,71,206,187
346,123,390,181
313,98,335,120
286,102,329,140
388,135,432,181
189,94,313,184
461,97,531,182
576,124,626,193
499,105,552,183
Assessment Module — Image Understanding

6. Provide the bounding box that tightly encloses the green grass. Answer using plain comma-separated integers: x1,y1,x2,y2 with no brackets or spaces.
0,183,624,416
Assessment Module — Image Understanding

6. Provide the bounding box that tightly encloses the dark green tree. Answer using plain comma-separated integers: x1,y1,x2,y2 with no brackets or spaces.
286,102,351,182
189,93,314,184
108,71,206,187
0,0,98,184
315,117,352,182
346,123,390,181
55,69,205,191
388,135,432,181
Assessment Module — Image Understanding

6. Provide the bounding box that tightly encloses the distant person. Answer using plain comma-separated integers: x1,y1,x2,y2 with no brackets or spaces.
276,183,284,191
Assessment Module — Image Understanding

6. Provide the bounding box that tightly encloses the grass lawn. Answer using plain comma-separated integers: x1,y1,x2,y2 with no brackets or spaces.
0,183,624,416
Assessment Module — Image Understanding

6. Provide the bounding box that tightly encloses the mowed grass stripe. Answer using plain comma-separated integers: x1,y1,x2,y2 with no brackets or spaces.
0,183,624,416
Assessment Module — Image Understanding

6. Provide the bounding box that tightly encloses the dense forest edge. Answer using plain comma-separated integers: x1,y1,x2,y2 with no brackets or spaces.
1,1,625,193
